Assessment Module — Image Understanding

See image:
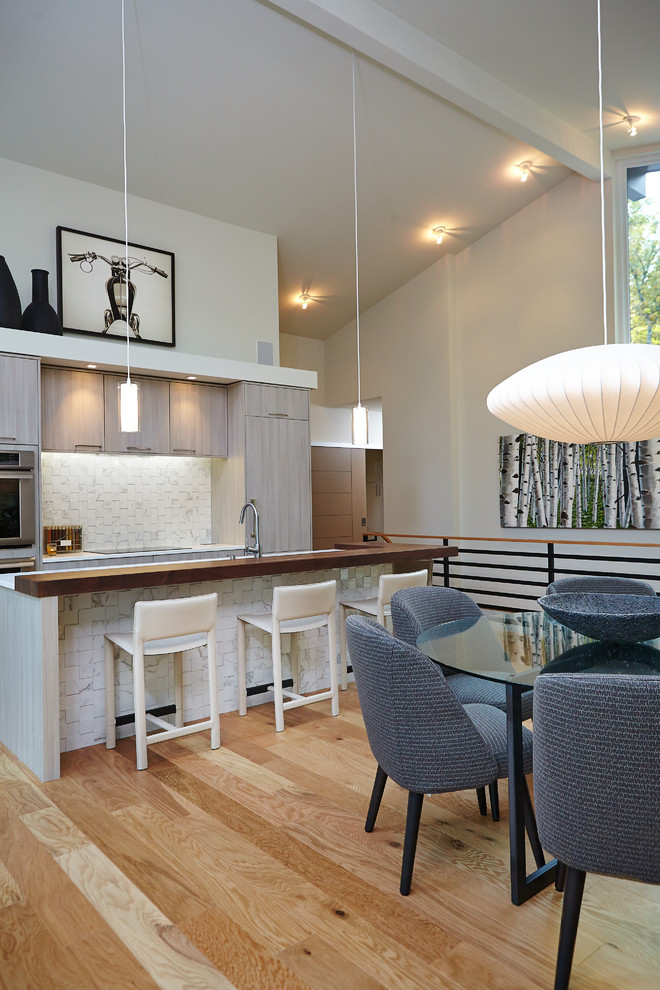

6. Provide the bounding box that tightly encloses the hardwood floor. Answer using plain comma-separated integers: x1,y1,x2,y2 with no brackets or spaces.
1,688,659,989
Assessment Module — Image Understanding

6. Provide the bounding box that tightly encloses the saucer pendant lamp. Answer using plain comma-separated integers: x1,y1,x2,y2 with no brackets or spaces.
351,52,368,447
487,0,660,444
118,0,138,433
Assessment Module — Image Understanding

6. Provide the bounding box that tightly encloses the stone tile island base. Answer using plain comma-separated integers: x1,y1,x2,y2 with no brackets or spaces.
0,543,455,780
61,563,388,754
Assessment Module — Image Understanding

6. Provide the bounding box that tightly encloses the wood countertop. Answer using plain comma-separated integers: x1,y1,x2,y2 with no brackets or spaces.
15,543,457,599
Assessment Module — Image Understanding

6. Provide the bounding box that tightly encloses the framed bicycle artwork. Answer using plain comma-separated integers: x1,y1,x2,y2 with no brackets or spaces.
56,226,175,347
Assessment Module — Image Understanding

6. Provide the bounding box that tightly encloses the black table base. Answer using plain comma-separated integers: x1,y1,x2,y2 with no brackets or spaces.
507,683,557,904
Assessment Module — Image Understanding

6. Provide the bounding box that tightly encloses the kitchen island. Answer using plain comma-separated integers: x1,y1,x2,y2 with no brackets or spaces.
1,543,455,781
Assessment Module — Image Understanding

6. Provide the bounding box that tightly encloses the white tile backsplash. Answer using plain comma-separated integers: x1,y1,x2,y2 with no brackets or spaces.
41,452,212,549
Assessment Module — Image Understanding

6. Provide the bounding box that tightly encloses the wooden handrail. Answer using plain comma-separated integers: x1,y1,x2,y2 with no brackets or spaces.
364,531,660,549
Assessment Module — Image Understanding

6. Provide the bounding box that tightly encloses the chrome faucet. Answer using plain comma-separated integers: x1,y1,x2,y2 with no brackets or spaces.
239,499,261,557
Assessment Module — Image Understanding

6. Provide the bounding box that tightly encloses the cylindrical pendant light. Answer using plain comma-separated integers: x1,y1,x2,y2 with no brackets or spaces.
487,0,659,445
351,52,368,447
119,0,139,433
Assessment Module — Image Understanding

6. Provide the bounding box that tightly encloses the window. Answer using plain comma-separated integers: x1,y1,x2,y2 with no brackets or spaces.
615,150,660,344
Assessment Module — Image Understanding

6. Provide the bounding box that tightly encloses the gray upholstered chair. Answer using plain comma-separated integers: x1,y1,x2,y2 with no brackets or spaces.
345,614,534,895
390,586,533,821
533,673,660,990
546,575,656,596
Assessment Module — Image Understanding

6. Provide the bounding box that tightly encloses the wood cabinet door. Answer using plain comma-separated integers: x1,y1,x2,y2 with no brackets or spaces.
243,383,309,421
0,354,39,446
170,382,227,457
41,368,104,452
104,375,170,454
244,415,312,553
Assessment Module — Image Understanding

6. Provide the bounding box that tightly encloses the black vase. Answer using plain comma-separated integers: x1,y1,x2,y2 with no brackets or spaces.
0,256,22,329
21,269,63,335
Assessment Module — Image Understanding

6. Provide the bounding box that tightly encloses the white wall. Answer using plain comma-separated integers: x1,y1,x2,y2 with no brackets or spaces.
280,331,383,446
0,157,279,364
324,259,455,536
454,174,612,538
318,173,650,545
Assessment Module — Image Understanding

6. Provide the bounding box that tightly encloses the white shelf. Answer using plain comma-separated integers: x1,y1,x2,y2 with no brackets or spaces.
0,327,317,390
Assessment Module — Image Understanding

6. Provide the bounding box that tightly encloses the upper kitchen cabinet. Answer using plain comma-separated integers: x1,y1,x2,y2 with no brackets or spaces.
213,382,311,553
243,383,309,420
104,374,170,454
0,353,40,446
41,367,104,452
169,381,227,457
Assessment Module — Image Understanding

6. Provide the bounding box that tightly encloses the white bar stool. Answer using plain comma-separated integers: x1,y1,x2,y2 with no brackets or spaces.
237,579,338,732
104,592,220,770
339,569,428,689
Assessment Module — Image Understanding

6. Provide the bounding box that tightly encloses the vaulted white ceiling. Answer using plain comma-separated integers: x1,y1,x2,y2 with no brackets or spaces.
1,0,658,340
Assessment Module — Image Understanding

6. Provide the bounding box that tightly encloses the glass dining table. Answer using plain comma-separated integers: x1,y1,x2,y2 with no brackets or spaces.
416,609,660,905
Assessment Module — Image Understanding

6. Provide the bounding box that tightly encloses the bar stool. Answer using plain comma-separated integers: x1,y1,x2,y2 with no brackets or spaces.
339,569,428,690
237,580,338,732
104,592,220,770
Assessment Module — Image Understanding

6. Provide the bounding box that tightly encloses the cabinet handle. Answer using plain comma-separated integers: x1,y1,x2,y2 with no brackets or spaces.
127,446,152,451
173,448,196,454
268,412,289,418
0,435,17,441
75,444,102,450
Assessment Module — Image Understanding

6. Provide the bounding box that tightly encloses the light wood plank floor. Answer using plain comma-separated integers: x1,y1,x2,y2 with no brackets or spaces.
1,687,659,989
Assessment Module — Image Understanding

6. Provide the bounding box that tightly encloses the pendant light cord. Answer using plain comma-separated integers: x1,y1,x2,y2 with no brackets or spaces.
352,51,361,408
597,0,608,346
121,0,131,381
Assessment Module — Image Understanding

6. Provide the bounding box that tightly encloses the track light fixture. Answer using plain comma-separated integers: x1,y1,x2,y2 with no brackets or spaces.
623,114,640,137
432,225,447,244
299,292,311,310
516,161,532,183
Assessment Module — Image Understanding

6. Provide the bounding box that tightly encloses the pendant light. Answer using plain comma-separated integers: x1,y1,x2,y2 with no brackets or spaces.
351,52,368,447
118,0,139,433
487,0,660,444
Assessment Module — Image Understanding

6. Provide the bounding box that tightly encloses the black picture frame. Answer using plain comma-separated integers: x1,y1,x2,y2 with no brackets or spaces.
56,226,175,347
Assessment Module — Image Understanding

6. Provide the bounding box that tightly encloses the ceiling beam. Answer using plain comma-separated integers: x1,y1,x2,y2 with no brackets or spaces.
267,0,606,180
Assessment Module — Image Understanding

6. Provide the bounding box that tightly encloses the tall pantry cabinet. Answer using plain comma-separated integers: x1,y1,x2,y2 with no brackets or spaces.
212,383,312,554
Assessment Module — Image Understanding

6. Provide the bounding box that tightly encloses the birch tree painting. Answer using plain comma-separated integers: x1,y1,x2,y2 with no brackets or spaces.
499,434,660,528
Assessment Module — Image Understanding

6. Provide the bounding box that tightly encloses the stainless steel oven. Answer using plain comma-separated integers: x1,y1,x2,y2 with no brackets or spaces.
0,449,37,549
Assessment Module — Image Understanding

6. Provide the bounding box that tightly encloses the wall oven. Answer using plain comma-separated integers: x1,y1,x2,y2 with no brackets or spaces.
0,449,37,551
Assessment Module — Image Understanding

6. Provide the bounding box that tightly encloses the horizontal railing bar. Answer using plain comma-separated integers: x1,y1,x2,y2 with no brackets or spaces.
553,553,660,565
447,548,549,559
437,574,547,588
441,561,549,574
366,532,660,549
453,587,541,601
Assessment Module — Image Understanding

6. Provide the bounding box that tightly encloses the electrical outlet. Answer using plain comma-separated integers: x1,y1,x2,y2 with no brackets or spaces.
361,517,367,526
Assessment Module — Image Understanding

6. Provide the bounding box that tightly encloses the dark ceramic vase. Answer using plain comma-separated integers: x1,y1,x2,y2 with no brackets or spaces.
21,269,63,335
0,255,22,329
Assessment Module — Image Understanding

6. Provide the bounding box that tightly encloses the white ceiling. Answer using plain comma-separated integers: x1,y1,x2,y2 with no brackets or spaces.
1,0,658,340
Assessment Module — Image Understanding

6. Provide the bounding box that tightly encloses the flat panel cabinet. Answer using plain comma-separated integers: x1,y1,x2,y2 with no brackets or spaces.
244,409,312,554
0,353,40,446
104,375,170,454
41,368,104,452
243,383,309,421
170,381,227,457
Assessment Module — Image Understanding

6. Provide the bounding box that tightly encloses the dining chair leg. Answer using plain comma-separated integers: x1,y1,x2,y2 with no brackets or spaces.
476,786,488,816
290,631,299,695
523,776,546,868
554,867,586,990
555,861,566,892
271,622,285,732
400,791,424,896
489,780,500,821
327,611,339,717
365,764,388,832
132,644,148,771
